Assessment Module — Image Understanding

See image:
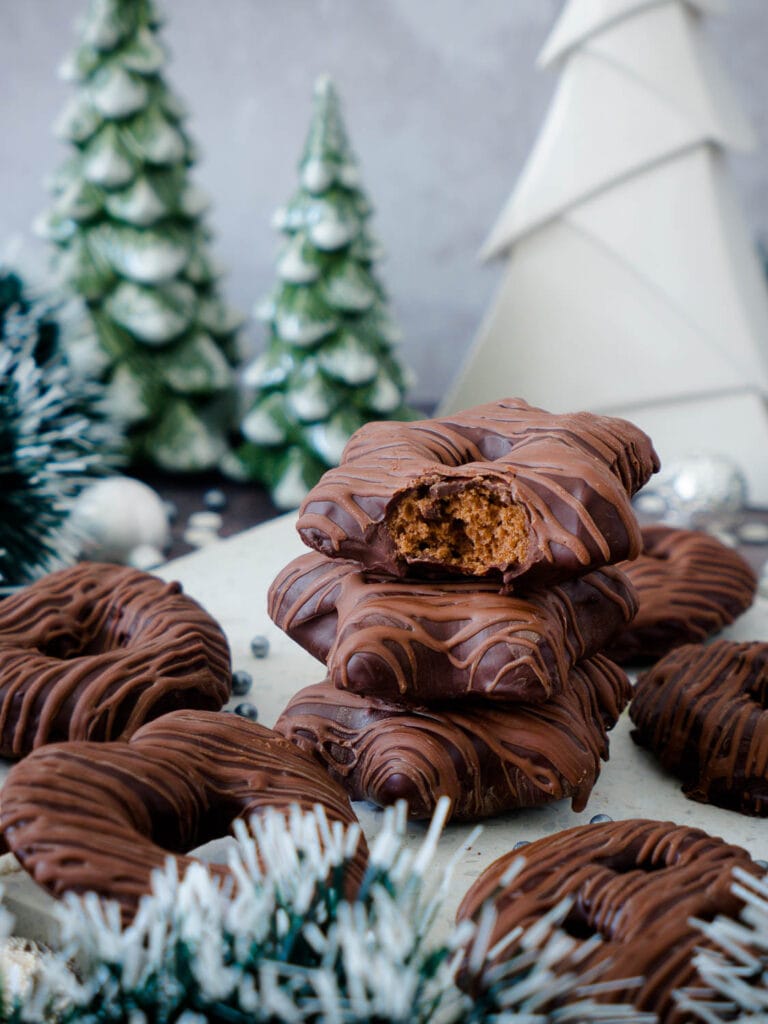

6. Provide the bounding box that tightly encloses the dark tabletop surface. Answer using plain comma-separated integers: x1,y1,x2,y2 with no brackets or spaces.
138,471,283,561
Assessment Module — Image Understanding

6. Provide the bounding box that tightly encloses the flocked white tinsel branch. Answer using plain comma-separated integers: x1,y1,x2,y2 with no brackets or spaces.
0,308,110,586
675,867,768,1023
7,801,658,1024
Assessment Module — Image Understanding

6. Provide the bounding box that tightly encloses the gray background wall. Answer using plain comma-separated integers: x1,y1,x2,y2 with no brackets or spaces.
1,0,766,404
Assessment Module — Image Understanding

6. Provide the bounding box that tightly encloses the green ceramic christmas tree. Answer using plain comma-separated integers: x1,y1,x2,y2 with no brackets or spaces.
231,76,414,510
39,0,241,472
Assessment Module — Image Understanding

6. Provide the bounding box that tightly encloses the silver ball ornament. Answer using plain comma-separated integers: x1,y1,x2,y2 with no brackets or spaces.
70,477,171,564
635,454,747,530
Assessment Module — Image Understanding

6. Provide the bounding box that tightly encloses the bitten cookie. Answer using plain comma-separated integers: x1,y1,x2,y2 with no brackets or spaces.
275,655,630,820
456,819,761,1022
630,641,768,816
269,551,637,703
607,525,756,664
297,397,658,588
0,710,367,920
0,563,231,757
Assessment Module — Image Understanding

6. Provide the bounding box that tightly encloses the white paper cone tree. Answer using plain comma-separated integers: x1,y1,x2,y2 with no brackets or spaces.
442,0,768,503
230,76,414,511
38,0,241,473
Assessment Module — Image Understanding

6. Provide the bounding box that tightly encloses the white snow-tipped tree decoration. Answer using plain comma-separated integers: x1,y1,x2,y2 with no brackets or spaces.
442,0,768,503
229,75,414,511
675,866,768,1022
18,802,651,1024
39,0,241,473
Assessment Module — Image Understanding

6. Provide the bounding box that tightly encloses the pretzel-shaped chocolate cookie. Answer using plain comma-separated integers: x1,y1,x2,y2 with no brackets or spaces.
269,551,637,703
457,819,761,1021
275,656,630,820
608,525,756,664
0,563,231,757
0,710,367,919
297,398,658,588
631,640,768,816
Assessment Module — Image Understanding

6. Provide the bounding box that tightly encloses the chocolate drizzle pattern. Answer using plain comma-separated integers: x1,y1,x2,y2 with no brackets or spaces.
0,710,367,919
630,641,768,816
275,656,630,820
268,551,637,702
0,563,231,757
297,398,659,587
456,819,761,1022
607,525,757,663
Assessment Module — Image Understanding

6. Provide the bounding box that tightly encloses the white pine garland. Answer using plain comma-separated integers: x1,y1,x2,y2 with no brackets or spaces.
1,802,657,1023
0,305,108,584
676,867,768,1022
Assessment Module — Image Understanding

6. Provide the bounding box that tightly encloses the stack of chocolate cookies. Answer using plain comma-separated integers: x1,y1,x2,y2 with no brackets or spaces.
272,398,660,822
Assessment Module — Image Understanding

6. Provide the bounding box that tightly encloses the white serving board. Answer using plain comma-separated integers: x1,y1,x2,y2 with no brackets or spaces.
1,514,766,941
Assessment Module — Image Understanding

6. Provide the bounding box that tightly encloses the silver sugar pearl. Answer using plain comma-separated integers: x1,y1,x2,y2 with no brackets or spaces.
183,526,219,548
234,702,258,721
127,544,165,571
231,670,253,696
187,511,223,531
204,488,227,511
513,841,530,851
737,520,768,545
250,635,270,659
590,813,613,824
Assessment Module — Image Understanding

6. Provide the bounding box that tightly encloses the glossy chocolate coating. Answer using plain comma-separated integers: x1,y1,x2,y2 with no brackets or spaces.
268,551,637,703
607,525,756,664
275,655,630,820
631,641,768,816
0,563,231,757
297,398,659,587
456,819,761,1021
0,710,367,919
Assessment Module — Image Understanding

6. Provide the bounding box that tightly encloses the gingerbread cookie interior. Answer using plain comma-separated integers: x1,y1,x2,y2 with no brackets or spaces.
386,485,528,574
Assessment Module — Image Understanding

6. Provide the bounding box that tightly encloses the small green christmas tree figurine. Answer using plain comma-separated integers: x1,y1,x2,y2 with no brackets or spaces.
232,75,414,509
39,0,240,473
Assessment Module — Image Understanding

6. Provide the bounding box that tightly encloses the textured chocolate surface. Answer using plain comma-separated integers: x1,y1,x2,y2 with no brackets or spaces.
275,655,630,820
0,710,366,919
631,641,768,816
0,563,231,757
456,819,760,1022
269,550,637,703
607,525,757,664
297,398,659,587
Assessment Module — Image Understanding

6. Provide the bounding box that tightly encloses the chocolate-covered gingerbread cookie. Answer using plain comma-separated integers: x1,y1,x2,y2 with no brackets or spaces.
457,819,761,1022
275,655,630,820
297,398,658,588
0,710,366,920
630,640,768,816
0,563,230,757
607,525,756,663
269,551,637,703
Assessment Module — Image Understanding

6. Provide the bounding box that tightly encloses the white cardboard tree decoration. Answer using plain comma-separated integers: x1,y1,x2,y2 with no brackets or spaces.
441,0,768,503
